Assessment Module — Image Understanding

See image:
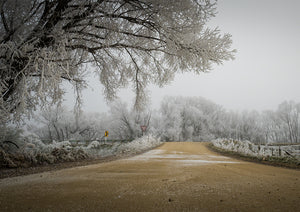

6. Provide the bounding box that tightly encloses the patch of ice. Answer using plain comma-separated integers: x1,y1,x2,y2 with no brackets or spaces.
177,159,240,165
208,155,230,159
127,148,240,166
128,150,203,161
127,150,163,160
171,151,186,154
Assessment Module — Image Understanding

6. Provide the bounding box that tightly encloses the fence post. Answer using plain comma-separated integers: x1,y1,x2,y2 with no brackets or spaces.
279,146,281,156
271,148,273,156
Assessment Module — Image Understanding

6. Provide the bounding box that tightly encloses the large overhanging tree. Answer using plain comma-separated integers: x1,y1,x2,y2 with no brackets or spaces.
0,0,235,123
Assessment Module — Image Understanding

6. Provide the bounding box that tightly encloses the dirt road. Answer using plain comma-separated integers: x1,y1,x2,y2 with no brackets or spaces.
0,142,299,211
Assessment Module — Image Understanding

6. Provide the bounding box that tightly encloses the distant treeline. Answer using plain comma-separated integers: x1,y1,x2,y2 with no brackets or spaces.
4,97,299,144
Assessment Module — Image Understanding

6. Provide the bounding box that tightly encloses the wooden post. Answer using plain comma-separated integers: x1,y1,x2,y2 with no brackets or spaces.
279,146,281,156
271,148,273,156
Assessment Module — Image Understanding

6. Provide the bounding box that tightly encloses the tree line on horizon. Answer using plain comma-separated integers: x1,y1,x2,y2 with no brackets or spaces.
20,96,300,145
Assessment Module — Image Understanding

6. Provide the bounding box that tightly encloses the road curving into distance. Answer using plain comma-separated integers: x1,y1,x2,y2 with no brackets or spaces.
0,142,299,211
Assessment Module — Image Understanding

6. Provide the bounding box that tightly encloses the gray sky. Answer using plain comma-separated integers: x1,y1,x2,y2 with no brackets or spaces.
64,0,300,113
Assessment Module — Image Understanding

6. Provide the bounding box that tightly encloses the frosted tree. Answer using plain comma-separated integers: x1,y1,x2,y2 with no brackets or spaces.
109,100,151,140
31,105,104,141
261,110,284,143
0,0,235,123
277,101,300,143
159,96,182,141
158,96,222,141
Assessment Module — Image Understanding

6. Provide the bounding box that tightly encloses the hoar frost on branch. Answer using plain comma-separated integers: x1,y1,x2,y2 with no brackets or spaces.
0,0,235,123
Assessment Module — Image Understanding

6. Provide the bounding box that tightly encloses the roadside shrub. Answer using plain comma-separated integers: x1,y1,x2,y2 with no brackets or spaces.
0,134,161,169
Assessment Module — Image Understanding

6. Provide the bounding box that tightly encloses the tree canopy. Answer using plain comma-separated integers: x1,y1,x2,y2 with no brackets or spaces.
0,0,235,123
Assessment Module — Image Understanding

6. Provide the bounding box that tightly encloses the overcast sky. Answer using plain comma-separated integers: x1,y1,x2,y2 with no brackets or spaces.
64,0,300,113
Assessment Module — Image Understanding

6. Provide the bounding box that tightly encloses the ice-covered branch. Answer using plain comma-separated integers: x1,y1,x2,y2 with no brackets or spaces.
0,0,235,123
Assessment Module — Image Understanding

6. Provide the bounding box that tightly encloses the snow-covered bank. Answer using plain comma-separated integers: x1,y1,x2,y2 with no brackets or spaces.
211,139,300,160
0,135,162,168
84,135,163,157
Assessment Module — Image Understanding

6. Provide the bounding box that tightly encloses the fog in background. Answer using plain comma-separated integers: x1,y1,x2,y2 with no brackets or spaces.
63,0,300,113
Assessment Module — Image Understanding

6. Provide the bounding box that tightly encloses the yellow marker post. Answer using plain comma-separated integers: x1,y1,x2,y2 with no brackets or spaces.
104,131,108,143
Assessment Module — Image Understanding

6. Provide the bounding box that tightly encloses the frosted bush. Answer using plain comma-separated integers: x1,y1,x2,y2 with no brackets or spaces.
47,141,72,151
212,139,300,159
83,141,111,157
117,135,162,155
1,134,162,168
23,135,72,153
0,149,17,168
86,141,101,149
23,134,46,150
212,139,258,156
1,135,88,167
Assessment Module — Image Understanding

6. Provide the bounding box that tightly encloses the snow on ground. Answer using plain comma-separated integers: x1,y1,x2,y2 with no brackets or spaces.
177,160,240,165
126,149,240,166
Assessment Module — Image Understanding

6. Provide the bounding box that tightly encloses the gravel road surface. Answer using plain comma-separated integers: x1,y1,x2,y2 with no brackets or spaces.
0,142,299,211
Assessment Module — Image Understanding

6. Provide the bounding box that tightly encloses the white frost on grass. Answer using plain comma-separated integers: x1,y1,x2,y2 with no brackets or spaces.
1,134,162,168
211,139,300,159
212,139,257,156
116,135,162,155
87,141,101,149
